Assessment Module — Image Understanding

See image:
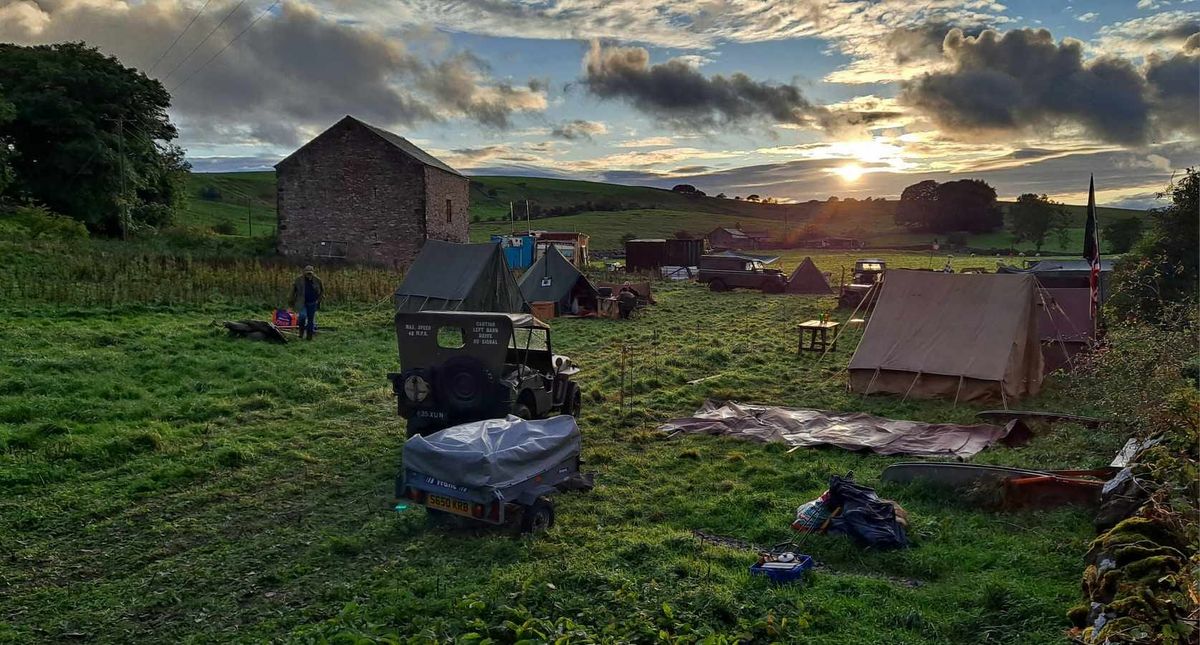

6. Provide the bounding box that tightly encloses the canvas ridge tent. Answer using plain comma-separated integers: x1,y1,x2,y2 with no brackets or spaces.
394,240,528,313
848,270,1044,405
519,245,600,316
786,256,834,294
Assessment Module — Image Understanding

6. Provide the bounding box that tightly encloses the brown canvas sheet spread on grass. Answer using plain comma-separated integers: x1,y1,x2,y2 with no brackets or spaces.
659,401,1020,458
848,270,1043,403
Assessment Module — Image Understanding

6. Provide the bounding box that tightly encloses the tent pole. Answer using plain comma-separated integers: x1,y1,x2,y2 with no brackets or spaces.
863,367,881,397
901,372,921,402
953,375,964,408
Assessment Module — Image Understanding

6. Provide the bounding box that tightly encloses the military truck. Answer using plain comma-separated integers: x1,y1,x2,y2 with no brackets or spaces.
838,258,886,309
387,311,583,436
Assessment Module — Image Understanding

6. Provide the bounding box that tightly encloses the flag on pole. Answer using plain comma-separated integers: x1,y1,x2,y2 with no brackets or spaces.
1083,175,1101,325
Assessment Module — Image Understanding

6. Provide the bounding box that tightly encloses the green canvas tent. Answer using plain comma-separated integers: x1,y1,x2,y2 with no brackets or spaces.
518,245,599,315
394,240,528,313
786,256,833,294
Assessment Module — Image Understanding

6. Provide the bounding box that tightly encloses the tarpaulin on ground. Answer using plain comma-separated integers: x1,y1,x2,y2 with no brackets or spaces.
403,415,580,496
657,400,1020,458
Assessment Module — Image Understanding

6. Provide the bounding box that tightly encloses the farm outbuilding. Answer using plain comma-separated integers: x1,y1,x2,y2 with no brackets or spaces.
623,238,705,272
276,116,469,269
849,270,1044,404
707,227,771,250
393,240,527,313
519,246,599,317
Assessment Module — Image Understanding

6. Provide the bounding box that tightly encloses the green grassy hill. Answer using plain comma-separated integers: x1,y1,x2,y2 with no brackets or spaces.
181,171,1146,253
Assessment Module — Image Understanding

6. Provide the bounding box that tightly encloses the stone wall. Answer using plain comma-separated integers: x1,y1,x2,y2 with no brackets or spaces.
423,166,470,244
277,120,427,269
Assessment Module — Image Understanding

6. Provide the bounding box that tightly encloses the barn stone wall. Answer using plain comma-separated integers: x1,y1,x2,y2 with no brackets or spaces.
423,166,470,244
277,121,430,269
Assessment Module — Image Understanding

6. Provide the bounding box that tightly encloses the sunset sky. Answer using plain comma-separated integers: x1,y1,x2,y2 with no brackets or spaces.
2,0,1197,206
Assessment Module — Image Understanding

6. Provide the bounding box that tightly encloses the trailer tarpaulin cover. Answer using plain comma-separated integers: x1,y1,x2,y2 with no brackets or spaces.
394,240,527,313
848,270,1043,403
657,401,1022,458
403,415,580,495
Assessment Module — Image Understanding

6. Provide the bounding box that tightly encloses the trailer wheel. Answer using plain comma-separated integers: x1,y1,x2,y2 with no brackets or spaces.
520,497,555,534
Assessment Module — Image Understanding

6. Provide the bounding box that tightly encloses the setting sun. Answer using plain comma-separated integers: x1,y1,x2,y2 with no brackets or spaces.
835,163,864,182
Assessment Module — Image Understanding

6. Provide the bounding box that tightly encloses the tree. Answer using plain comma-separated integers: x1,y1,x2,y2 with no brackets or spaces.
1108,168,1199,323
715,192,726,199
0,43,189,234
1104,218,1145,253
895,180,939,230
671,184,697,194
746,194,761,202
937,179,1001,233
0,92,13,197
894,179,1002,233
1009,193,1069,252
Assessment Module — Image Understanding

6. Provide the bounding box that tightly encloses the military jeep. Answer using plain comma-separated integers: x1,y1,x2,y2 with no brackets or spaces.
387,311,582,436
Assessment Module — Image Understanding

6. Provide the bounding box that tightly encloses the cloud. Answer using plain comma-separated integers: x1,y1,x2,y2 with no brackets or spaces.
550,119,608,140
0,0,547,149
582,40,830,131
616,136,675,148
1093,11,1200,57
1077,12,1099,23
900,27,1199,145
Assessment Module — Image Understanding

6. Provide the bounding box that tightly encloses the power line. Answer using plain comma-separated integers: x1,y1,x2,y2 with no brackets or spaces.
146,0,216,75
170,0,281,93
160,0,249,84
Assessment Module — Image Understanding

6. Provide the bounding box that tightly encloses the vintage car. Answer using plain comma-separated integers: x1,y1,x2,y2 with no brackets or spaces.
698,253,788,293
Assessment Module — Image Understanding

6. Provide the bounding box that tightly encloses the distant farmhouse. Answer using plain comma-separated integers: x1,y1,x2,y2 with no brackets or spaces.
275,116,469,268
707,226,771,250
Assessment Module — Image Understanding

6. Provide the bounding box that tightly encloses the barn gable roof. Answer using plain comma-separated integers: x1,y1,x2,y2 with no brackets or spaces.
275,116,464,177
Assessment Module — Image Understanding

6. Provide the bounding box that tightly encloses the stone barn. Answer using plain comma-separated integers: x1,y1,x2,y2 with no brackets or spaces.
275,116,469,268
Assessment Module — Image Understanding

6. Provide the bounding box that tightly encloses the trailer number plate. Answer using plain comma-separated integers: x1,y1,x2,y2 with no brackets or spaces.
427,494,471,516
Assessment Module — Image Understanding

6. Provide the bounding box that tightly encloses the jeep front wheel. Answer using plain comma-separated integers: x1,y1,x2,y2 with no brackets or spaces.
564,382,582,417
511,402,532,419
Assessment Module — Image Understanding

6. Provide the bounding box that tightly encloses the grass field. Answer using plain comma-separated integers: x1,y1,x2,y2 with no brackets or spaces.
182,172,1146,254
0,248,1130,642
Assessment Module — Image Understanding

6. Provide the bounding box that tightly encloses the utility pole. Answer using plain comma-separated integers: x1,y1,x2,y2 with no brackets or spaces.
117,117,128,241
525,199,530,233
509,201,514,235
247,196,253,237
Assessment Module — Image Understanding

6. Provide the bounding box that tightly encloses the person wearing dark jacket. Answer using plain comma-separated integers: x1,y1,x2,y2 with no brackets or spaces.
290,266,324,340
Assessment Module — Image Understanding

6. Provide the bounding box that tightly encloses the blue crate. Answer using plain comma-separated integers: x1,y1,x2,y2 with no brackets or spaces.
749,555,814,585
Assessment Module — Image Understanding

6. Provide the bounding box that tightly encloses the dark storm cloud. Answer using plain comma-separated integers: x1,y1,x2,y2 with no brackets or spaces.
1145,50,1200,136
900,28,1199,145
0,1,546,146
582,40,832,131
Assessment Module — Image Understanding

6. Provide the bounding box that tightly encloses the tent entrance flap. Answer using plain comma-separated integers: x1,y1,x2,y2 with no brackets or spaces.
518,245,599,315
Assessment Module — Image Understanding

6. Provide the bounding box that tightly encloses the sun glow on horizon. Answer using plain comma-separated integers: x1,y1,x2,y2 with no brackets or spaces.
835,163,864,182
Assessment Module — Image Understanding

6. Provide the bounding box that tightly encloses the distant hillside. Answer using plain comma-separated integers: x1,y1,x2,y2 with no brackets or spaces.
181,171,1146,252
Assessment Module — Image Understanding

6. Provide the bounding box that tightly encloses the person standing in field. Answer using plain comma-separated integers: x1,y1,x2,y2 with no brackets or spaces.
290,265,324,340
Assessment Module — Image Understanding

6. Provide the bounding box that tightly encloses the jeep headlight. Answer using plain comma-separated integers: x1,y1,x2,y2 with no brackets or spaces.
404,375,431,403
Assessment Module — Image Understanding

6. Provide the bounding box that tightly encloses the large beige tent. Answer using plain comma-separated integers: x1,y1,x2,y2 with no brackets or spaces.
848,270,1044,405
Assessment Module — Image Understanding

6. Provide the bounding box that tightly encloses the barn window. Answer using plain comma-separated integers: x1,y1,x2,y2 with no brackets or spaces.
445,198,453,223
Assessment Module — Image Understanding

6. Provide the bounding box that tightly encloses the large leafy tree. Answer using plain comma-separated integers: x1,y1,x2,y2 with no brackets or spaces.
0,92,13,196
1108,168,1199,323
895,178,1002,233
1009,193,1068,252
0,43,188,234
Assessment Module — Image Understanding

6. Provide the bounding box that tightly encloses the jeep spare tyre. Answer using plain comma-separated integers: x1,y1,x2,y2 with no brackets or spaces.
434,356,493,416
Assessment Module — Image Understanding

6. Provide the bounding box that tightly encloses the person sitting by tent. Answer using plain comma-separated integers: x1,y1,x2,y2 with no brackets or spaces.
617,282,638,319
290,265,324,340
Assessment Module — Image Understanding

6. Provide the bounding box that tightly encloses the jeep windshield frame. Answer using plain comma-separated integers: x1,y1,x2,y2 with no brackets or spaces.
395,311,529,370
